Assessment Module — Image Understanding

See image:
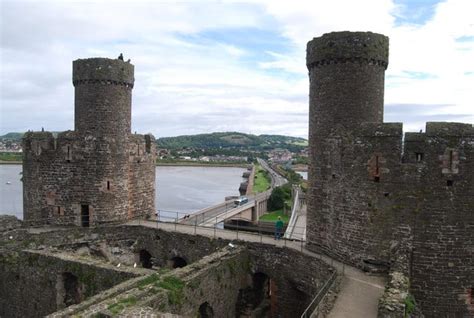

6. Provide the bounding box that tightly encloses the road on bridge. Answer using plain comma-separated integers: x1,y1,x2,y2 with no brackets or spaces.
179,197,256,227
180,159,286,228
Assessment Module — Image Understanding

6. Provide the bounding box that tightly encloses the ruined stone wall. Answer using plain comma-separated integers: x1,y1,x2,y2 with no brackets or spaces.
1,224,336,317
128,134,156,220
247,244,335,317
306,31,474,317
0,250,140,318
22,57,156,225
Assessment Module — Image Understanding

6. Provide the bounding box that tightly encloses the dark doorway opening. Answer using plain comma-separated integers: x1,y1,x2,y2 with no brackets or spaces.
198,302,214,318
81,205,90,227
63,272,81,306
139,249,153,269
170,256,187,268
236,272,271,317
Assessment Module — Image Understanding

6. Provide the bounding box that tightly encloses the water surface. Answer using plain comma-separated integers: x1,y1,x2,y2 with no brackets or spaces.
0,165,245,220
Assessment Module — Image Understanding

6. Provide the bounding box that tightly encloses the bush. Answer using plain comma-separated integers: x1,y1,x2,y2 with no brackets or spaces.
268,185,291,210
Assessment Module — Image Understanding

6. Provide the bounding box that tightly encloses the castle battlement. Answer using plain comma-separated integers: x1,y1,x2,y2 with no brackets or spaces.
23,56,156,227
307,31,473,317
72,58,134,87
425,121,474,136
306,31,389,70
355,122,403,137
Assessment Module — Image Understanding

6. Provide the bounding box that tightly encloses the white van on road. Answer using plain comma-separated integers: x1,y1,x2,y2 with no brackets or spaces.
233,196,249,207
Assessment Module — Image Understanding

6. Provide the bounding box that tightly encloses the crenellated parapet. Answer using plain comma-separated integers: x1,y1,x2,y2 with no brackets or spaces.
306,31,389,70
73,58,134,88
129,134,156,158
307,31,473,317
23,56,156,227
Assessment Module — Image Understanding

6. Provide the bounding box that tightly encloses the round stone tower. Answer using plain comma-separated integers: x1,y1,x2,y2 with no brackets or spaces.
72,58,134,224
73,58,134,138
307,31,388,137
306,31,390,264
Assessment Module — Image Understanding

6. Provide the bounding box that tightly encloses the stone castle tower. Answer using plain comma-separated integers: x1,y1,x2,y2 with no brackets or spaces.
307,32,473,316
23,57,156,226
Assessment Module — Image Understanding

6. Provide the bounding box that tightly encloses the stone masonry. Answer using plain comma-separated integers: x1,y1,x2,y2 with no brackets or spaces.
306,31,473,317
22,57,156,226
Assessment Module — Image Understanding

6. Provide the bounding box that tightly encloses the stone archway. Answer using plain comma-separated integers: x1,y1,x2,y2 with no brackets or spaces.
170,256,187,268
139,249,153,269
60,272,82,307
236,272,271,317
198,301,214,318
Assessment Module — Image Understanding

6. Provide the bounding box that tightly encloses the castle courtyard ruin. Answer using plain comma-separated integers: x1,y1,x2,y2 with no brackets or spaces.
0,31,472,318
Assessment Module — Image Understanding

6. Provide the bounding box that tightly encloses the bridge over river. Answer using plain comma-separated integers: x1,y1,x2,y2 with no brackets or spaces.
172,158,306,242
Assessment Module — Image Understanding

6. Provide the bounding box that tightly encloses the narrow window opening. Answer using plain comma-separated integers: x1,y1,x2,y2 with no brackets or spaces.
107,181,110,191
449,150,453,168
375,155,380,176
384,192,390,197
447,180,453,187
332,174,336,179
374,176,380,183
415,153,424,162
57,206,61,216
145,135,151,154
81,205,90,227
66,145,71,163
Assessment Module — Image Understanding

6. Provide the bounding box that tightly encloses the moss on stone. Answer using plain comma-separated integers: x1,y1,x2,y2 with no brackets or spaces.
107,295,137,315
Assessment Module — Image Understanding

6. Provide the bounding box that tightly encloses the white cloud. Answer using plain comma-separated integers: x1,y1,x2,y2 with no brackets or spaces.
0,0,472,138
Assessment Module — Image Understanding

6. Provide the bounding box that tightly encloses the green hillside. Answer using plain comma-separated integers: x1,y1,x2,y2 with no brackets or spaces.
156,132,307,152
0,132,24,140
1,131,308,152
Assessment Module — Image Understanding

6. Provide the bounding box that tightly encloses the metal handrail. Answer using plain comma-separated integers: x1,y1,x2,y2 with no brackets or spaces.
300,270,338,318
284,188,300,239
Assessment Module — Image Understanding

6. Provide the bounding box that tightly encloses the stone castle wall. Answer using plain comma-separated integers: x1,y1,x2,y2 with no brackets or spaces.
22,58,156,226
0,250,140,318
306,31,473,317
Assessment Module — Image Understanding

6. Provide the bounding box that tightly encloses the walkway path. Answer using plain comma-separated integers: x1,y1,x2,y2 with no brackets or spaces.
126,220,386,318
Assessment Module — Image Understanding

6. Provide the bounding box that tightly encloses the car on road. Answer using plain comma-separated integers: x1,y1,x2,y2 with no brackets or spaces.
234,196,249,207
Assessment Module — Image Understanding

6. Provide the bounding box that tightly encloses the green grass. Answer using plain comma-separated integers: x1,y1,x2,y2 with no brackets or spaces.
253,165,271,193
0,152,22,162
107,296,137,315
137,273,161,288
259,210,289,223
157,276,185,305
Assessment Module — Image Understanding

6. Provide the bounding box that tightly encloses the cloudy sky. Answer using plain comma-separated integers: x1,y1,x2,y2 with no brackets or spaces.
1,0,473,138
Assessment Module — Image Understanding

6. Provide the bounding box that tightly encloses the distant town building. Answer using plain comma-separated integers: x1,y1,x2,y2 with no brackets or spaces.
268,148,292,163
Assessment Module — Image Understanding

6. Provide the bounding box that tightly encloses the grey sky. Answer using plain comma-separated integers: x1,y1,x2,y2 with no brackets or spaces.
1,0,473,138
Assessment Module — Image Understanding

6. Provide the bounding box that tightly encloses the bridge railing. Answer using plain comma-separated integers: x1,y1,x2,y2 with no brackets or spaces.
284,188,300,239
151,209,308,248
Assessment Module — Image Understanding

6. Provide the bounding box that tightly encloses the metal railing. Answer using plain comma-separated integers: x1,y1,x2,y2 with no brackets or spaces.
284,188,301,239
154,209,308,242
300,270,338,318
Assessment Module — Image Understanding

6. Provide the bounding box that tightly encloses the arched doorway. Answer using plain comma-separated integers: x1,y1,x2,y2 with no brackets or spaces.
198,302,214,318
236,272,271,317
170,256,187,268
139,249,153,269
62,272,82,306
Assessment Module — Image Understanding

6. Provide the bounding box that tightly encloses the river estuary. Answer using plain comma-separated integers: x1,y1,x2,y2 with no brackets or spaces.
0,165,246,220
